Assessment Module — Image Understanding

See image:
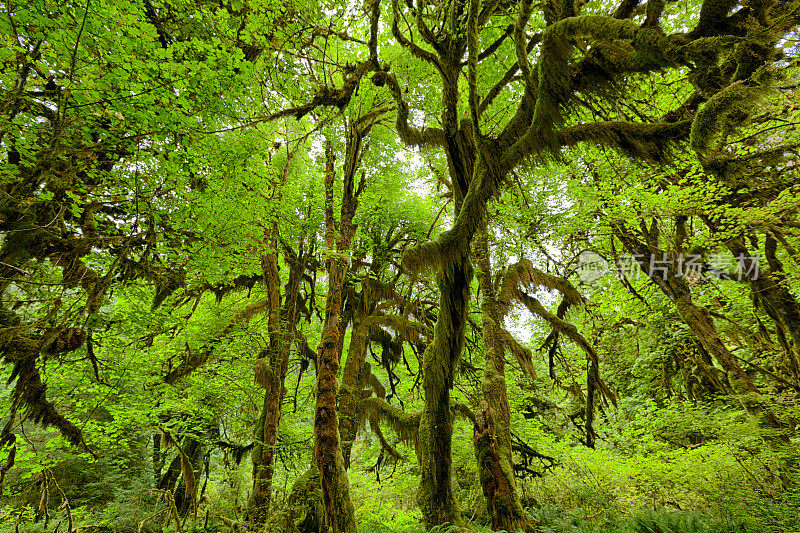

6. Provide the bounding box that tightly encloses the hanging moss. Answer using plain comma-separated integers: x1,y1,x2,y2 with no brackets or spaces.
159,427,198,517
558,119,692,162
2,343,84,447
533,16,639,149
498,328,537,379
690,79,773,160
359,397,420,446
499,258,584,310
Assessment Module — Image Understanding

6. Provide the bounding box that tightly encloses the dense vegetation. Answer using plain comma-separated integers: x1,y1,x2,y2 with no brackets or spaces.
1,0,799,531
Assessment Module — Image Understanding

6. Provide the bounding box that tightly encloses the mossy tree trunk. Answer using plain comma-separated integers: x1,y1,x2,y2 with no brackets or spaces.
157,433,204,517
415,131,476,531
249,226,306,522
724,234,800,383
338,304,369,470
314,110,383,531
473,228,536,533
314,140,357,533
415,254,472,529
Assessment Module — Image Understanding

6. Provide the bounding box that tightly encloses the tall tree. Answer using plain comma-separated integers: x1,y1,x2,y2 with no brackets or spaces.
472,226,536,532
314,109,386,532
270,0,800,525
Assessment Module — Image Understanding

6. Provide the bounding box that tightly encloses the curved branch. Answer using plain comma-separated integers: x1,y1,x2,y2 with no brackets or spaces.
416,0,447,53
382,73,446,149
266,60,377,121
499,258,585,316
391,0,443,71
478,31,542,116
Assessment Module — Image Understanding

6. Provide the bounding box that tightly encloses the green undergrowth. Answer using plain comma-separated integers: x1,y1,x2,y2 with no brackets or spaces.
530,505,758,533
356,507,762,533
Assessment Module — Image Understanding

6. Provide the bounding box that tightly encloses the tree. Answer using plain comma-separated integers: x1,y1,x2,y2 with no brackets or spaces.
3,0,800,531
271,0,800,527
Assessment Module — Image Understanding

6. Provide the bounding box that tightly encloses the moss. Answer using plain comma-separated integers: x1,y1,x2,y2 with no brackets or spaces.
359,397,420,445
534,16,639,149
2,337,85,447
282,466,326,533
643,0,667,27
690,79,772,160
558,120,692,162
500,259,583,311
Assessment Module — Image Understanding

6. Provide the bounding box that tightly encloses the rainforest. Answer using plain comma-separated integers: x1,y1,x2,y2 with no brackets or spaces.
1,0,799,532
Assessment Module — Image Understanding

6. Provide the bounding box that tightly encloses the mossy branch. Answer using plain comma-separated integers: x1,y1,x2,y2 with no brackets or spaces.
265,61,377,121
690,78,773,160
359,397,420,445
498,327,537,379
517,292,618,407
382,72,446,149
467,0,481,135
534,16,638,140
164,299,268,384
613,0,642,19
451,401,476,424
499,259,584,315
515,0,536,93
364,314,429,345
558,119,692,162
391,0,443,70
401,240,443,274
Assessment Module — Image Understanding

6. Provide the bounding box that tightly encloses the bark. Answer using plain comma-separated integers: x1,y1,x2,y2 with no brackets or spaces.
415,254,472,530
158,435,203,517
725,235,800,383
249,151,304,523
249,230,305,522
413,102,479,530
473,228,536,533
282,465,326,533
314,137,363,533
338,308,369,469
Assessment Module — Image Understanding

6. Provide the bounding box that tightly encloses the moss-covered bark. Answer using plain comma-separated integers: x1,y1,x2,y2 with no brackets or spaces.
724,235,800,382
314,140,357,533
249,227,305,523
614,226,787,442
473,229,536,533
282,465,326,533
314,111,386,529
338,313,369,469
415,253,472,530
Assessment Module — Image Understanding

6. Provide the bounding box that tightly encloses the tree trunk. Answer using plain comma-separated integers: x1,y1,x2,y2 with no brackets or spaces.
338,311,369,469
314,139,358,533
158,435,203,517
415,253,472,529
670,285,785,433
473,228,535,533
282,465,326,533
726,235,800,382
250,154,304,523
249,228,284,522
614,226,786,440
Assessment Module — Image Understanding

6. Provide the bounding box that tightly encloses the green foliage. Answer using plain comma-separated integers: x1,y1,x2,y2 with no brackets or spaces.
531,504,753,533
1,0,799,532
